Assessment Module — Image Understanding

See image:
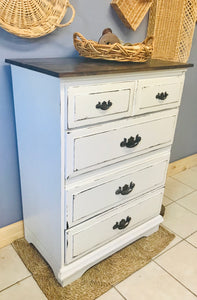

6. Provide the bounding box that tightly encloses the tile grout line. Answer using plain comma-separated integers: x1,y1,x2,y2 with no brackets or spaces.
162,224,197,242
165,172,197,194
113,285,127,300
152,229,197,259
185,229,197,237
0,275,32,294
162,197,197,218
163,193,174,201
164,187,195,202
170,175,197,190
184,239,197,249
153,260,197,297
163,202,173,207
174,189,197,200
161,224,184,239
151,238,183,260
173,201,197,216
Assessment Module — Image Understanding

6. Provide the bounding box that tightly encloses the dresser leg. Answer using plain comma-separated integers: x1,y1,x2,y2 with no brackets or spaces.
160,204,165,217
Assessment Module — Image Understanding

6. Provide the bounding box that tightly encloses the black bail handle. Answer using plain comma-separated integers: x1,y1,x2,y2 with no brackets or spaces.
96,100,112,110
113,216,131,230
115,182,135,195
156,92,168,100
120,134,141,148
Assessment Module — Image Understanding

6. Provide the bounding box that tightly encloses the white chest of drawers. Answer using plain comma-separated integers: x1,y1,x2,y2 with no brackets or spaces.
7,58,192,286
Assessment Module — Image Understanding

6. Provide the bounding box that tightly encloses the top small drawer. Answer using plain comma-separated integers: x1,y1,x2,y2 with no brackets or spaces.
133,75,185,115
67,82,135,128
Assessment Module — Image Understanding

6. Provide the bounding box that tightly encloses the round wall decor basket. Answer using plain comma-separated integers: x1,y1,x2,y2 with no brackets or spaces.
0,0,75,38
73,32,153,62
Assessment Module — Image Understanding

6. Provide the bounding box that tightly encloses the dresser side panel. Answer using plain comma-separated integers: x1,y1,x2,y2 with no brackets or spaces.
11,66,64,273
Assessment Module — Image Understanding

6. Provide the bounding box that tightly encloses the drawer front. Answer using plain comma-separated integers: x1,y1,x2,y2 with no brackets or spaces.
133,75,184,115
66,112,177,177
67,156,168,225
66,189,163,260
67,82,135,128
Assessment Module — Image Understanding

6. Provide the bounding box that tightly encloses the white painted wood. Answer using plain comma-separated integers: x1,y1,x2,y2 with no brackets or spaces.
59,216,162,286
61,69,186,89
66,189,164,261
11,66,65,273
65,147,171,189
66,155,168,226
62,69,186,130
133,74,185,115
9,64,187,287
67,82,135,128
66,110,177,177
65,148,170,230
65,109,178,179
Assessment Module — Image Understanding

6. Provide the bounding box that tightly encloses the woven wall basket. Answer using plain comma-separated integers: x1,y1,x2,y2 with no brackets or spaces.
0,0,75,38
147,0,197,63
111,0,153,31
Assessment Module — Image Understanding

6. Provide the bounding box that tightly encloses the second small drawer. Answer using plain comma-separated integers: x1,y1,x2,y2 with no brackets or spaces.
133,75,185,115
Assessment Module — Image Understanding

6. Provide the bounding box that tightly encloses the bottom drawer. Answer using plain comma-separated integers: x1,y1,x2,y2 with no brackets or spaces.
66,189,164,262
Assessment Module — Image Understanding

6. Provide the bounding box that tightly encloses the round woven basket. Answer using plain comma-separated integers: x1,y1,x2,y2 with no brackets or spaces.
73,32,153,62
0,0,75,38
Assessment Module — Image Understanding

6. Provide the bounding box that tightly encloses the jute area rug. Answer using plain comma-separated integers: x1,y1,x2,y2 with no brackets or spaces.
12,226,174,300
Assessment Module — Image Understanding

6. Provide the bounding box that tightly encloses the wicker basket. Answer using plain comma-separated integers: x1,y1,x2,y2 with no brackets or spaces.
73,32,153,62
148,0,196,62
111,0,153,31
0,0,75,38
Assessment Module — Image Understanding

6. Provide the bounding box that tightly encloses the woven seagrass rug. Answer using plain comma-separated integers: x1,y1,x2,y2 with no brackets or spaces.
12,226,174,300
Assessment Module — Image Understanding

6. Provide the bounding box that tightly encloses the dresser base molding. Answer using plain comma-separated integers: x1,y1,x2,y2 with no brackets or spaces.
58,215,163,287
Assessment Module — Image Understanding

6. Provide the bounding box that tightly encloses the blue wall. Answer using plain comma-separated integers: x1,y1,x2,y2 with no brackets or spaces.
0,0,196,227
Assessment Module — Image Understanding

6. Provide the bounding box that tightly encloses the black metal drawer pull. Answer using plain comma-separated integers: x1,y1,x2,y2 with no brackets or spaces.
115,182,135,195
156,92,168,100
96,100,112,110
120,134,141,148
113,216,131,230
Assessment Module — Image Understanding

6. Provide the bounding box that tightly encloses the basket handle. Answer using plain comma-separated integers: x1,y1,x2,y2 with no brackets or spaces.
73,32,87,43
56,2,75,28
143,36,154,45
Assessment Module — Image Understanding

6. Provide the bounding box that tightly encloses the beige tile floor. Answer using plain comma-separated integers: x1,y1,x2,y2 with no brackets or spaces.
0,169,197,300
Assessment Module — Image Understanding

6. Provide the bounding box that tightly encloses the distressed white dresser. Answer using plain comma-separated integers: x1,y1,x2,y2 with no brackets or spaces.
6,58,192,286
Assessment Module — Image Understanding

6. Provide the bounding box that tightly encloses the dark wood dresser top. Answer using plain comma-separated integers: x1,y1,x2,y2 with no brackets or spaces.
5,57,193,78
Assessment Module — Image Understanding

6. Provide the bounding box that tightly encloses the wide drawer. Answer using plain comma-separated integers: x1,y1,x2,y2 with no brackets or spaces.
65,153,169,226
133,75,184,115
65,110,177,177
67,82,135,128
66,189,164,261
